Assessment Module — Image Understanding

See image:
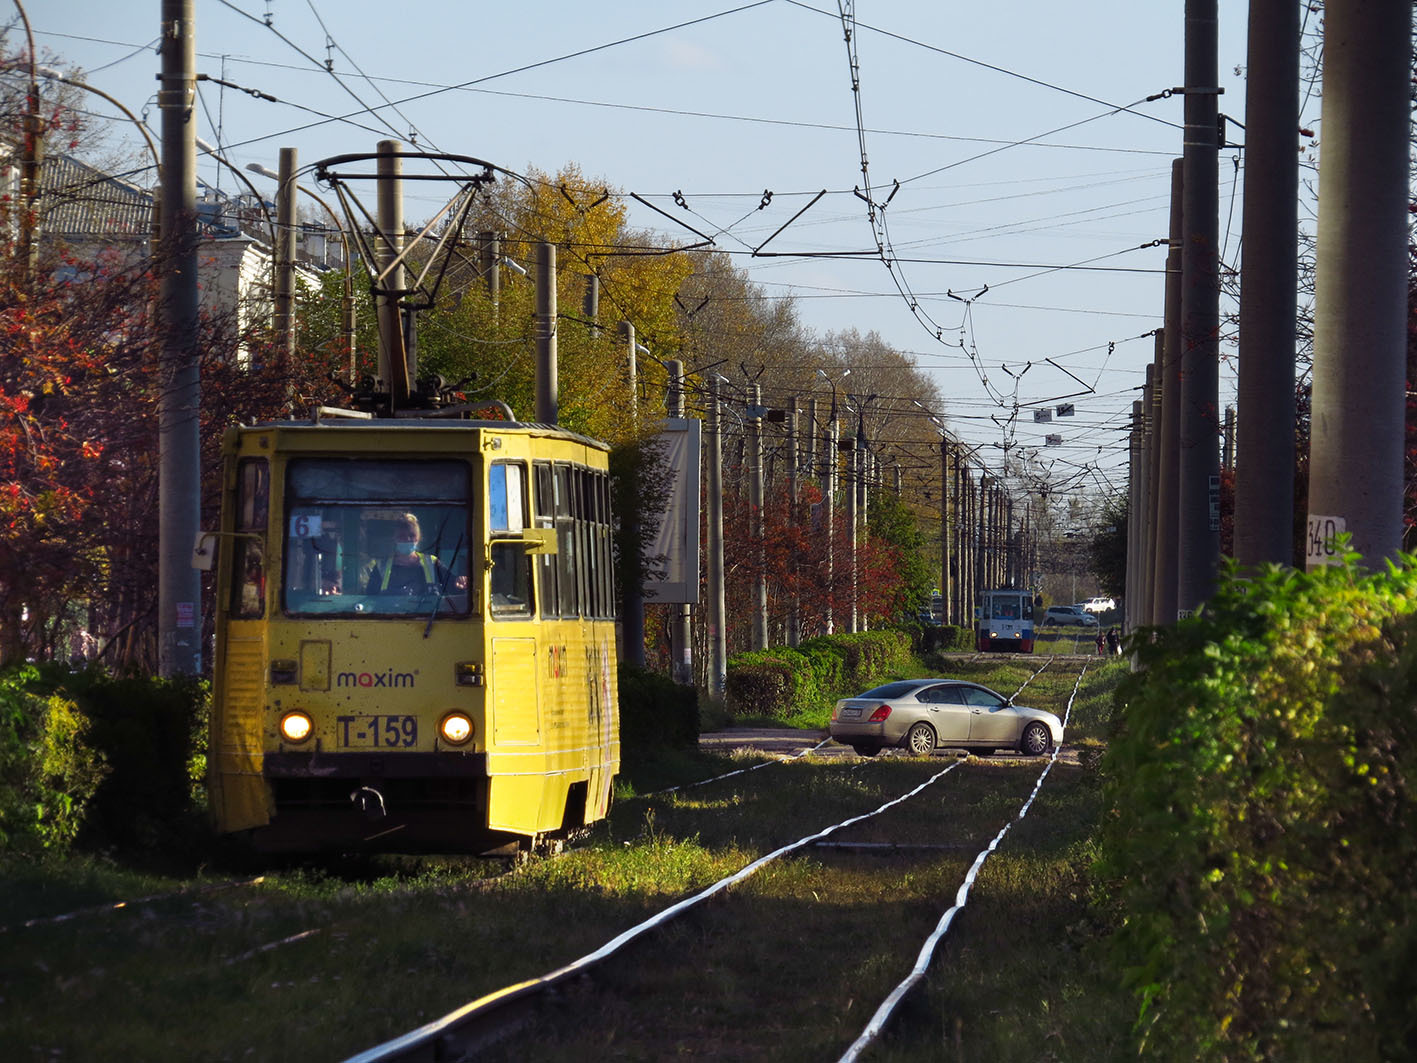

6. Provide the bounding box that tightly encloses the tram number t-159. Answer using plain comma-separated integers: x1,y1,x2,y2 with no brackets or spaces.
337,714,418,748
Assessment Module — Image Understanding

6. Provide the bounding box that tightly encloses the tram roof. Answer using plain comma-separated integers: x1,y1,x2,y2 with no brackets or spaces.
238,412,610,452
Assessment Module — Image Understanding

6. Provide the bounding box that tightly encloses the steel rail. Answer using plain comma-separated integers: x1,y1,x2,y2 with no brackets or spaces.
838,661,1090,1061
342,755,966,1063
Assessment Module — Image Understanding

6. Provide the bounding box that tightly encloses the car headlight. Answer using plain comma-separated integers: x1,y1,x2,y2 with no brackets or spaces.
279,710,313,743
439,711,474,745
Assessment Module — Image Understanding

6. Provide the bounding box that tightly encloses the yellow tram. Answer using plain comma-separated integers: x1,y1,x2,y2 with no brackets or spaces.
206,413,619,853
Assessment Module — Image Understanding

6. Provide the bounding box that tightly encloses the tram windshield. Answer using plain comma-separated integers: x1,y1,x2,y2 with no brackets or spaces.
982,592,1033,621
282,458,471,617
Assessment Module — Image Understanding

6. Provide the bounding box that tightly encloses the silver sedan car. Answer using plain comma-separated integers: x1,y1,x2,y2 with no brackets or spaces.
829,679,1063,758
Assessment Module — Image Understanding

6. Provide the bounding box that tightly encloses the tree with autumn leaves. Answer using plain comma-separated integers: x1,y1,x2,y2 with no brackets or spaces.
1,83,954,676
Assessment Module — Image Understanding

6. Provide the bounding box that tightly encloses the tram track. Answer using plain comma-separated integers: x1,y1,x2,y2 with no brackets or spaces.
344,657,1091,1062
4,655,1103,1060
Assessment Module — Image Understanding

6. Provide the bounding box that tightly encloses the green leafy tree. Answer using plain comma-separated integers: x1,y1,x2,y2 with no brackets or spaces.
0,665,108,854
867,483,937,620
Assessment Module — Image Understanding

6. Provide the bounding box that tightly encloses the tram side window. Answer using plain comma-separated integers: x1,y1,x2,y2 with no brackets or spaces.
230,458,269,619
489,462,531,617
584,468,605,620
554,464,579,617
596,470,614,619
533,462,557,618
574,467,591,615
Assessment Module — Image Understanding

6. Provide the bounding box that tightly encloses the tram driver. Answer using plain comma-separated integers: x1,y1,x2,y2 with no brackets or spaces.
364,512,467,598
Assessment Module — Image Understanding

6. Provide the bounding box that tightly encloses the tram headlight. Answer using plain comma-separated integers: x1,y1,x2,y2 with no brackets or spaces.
439,711,474,745
279,710,313,743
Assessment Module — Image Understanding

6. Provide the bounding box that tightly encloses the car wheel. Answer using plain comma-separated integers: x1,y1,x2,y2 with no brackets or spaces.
1019,721,1052,757
851,744,879,758
904,722,936,756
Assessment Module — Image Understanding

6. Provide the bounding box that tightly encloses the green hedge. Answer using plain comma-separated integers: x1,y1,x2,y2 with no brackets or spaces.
725,630,913,720
8,666,210,853
1099,554,1417,1061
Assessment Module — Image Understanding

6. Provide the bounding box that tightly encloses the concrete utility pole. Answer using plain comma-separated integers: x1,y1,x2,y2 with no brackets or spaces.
157,0,201,677
376,140,409,406
478,231,501,307
535,242,558,424
249,160,354,382
976,476,989,602
805,398,818,475
1234,0,1300,567
1127,399,1142,631
824,415,837,634
846,439,858,633
786,399,801,646
617,320,643,664
749,384,768,649
1177,0,1222,615
583,274,599,334
957,463,971,624
939,436,949,622
1135,360,1155,628
1152,161,1184,625
706,378,727,698
617,321,636,426
665,361,694,683
273,146,297,371
1143,333,1162,628
1308,1,1412,567
15,0,41,284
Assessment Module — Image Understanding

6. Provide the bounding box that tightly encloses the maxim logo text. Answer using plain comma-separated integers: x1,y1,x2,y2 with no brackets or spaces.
336,669,415,689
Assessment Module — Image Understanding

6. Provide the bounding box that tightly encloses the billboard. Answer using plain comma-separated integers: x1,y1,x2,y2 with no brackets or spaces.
643,417,702,604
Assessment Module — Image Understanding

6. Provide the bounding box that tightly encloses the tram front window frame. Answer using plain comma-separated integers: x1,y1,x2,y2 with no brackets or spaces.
281,458,473,619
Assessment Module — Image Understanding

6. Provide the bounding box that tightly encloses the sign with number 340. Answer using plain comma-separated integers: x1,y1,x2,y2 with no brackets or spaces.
1306,514,1346,567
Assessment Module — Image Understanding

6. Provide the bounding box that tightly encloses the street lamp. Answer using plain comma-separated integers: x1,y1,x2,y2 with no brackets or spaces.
816,366,850,421
195,139,276,246
194,141,282,369
247,161,357,383
37,67,161,181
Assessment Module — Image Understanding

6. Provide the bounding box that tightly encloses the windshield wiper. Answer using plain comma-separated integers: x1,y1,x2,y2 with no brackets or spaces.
423,533,465,639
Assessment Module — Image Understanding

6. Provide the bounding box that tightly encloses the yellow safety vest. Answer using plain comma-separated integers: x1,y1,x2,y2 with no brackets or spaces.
378,553,437,591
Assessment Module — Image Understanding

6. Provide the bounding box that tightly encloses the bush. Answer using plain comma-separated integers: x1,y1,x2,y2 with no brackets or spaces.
22,666,210,852
1098,554,1417,1062
0,665,108,855
798,630,913,693
726,630,913,721
618,664,699,756
911,623,966,655
724,647,822,720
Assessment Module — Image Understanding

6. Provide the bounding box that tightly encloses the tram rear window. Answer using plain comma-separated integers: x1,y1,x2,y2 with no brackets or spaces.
282,459,472,618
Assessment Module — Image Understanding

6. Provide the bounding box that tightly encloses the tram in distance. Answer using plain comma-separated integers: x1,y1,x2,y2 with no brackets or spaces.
976,587,1038,653
206,411,619,854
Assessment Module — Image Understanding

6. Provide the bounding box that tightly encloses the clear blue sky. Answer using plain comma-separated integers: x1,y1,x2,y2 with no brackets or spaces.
32,1,1274,502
